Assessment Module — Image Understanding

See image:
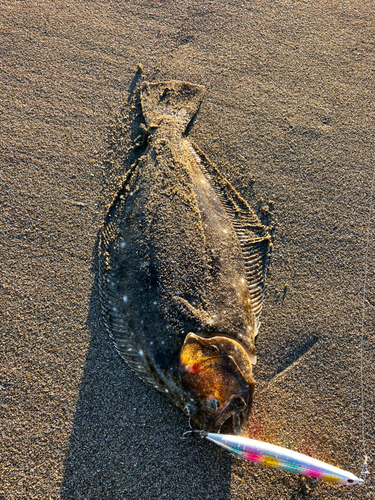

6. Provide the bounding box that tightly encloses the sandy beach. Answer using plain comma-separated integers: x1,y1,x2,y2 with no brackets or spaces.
1,1,374,498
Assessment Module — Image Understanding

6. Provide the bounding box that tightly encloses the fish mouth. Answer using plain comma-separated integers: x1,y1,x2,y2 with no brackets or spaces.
208,394,248,434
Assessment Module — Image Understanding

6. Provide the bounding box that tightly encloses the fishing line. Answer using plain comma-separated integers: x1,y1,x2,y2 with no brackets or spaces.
358,162,375,483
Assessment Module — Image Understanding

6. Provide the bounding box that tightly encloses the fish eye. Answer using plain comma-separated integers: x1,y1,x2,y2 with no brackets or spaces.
207,397,220,412
347,479,354,484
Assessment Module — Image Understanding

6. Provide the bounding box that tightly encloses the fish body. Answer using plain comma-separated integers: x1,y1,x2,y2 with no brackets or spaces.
99,80,271,432
205,433,364,485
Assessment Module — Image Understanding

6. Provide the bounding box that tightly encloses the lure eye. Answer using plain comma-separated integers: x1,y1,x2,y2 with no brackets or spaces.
347,479,354,484
207,397,220,413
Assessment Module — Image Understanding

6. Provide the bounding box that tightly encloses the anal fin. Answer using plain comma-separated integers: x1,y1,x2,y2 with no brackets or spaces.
186,141,272,328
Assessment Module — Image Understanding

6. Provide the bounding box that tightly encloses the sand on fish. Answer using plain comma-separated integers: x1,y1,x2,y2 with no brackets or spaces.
1,1,374,499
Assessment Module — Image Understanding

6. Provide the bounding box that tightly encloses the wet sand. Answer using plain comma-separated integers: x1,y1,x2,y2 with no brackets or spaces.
1,1,374,499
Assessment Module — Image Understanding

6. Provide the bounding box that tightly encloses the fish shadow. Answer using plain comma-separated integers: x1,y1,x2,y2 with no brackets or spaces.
60,70,296,499
269,336,320,381
60,221,233,497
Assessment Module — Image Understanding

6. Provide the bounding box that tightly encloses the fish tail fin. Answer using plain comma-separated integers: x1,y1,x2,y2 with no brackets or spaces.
140,80,205,133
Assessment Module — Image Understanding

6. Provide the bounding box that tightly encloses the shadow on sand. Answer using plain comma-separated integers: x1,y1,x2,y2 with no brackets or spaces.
60,241,233,500
60,69,233,499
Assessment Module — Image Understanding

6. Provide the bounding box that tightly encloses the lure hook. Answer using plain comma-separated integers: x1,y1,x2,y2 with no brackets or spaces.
181,418,207,439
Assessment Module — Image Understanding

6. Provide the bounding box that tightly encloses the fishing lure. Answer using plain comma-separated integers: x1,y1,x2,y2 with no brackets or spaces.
184,430,364,485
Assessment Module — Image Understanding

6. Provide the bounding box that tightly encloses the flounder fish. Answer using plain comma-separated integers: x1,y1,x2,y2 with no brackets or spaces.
99,79,271,434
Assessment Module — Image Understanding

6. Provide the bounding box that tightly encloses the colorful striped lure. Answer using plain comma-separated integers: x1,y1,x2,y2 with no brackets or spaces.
207,433,363,485
185,431,364,485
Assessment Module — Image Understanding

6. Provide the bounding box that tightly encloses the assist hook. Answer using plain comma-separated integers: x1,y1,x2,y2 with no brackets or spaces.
181,418,208,439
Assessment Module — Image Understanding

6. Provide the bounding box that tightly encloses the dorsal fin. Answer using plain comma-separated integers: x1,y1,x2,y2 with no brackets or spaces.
186,140,272,330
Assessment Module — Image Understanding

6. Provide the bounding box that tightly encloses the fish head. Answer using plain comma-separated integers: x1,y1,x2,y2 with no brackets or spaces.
178,333,255,434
